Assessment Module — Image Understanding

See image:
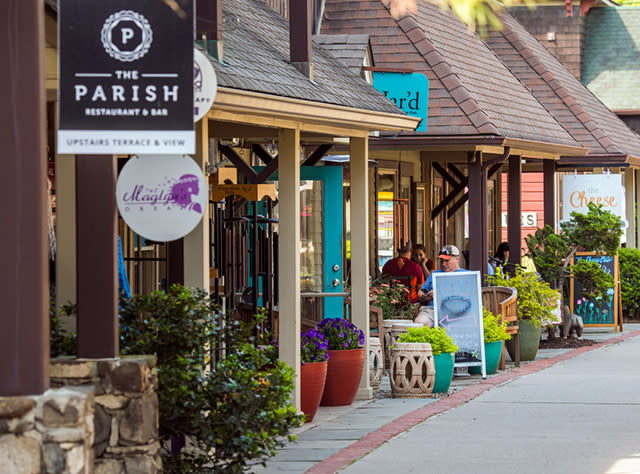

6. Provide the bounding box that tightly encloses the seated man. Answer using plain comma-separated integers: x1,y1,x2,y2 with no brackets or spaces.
381,241,424,303
415,245,466,327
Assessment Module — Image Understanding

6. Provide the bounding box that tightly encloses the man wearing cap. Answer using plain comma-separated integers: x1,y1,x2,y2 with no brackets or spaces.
381,241,424,303
415,245,466,327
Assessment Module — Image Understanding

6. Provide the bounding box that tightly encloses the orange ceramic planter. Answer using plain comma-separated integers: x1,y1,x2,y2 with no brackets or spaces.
320,348,365,406
300,361,328,422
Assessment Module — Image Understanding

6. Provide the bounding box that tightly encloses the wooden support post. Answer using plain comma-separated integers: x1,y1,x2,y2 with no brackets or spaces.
76,156,118,358
278,127,301,408
0,0,49,395
350,136,372,400
184,119,210,289
543,160,555,229
508,155,522,266
468,152,488,275
624,169,636,248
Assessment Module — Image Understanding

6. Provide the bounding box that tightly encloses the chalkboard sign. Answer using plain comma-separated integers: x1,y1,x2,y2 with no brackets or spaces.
433,271,485,377
571,253,619,327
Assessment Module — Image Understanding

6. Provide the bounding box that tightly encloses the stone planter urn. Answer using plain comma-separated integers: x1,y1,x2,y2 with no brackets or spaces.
390,342,435,398
369,336,384,390
382,319,416,367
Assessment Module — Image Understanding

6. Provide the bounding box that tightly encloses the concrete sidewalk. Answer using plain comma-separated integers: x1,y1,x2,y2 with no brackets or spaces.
252,324,640,473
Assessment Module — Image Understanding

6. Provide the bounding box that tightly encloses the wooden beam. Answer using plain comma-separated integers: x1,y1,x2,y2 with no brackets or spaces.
302,144,333,166
219,145,258,182
252,143,273,165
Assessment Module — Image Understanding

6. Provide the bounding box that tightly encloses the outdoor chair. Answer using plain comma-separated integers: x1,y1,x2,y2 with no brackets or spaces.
481,286,519,369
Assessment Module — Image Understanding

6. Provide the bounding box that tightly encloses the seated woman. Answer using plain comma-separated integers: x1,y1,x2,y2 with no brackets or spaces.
382,241,425,303
488,242,510,276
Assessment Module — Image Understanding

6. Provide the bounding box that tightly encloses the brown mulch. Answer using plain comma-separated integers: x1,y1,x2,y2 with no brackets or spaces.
539,337,599,349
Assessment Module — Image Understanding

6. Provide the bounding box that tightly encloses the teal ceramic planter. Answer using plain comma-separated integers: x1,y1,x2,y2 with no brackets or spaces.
506,318,541,362
432,352,455,393
469,341,503,375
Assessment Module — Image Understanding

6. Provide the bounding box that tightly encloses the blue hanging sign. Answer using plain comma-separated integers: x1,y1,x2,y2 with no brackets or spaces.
373,72,428,131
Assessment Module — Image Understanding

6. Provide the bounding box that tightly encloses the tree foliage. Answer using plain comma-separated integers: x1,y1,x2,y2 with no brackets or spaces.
619,247,640,319
524,203,623,318
386,0,536,35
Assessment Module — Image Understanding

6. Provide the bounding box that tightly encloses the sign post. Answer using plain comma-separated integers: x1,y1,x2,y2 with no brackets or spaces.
570,252,620,330
433,271,485,378
58,0,195,155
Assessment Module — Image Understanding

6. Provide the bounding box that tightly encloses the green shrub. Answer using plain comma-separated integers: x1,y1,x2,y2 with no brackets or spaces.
571,259,614,301
482,308,510,343
620,247,640,319
397,326,459,355
50,300,76,357
487,267,559,328
119,285,303,473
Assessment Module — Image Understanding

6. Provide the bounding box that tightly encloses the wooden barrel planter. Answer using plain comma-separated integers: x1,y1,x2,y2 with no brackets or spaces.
369,336,384,390
390,342,435,398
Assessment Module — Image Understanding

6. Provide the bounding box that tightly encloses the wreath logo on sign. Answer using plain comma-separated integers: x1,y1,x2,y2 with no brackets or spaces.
101,10,153,62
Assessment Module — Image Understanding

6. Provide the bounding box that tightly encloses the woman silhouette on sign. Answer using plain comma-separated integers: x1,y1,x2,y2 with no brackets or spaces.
171,174,202,214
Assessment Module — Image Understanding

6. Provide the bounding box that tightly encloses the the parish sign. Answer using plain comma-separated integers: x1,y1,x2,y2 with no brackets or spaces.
58,0,194,154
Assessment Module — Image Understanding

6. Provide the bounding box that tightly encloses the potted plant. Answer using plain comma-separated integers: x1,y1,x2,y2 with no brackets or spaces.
469,309,510,375
369,280,415,320
397,326,458,394
300,328,329,422
488,267,559,361
317,318,365,406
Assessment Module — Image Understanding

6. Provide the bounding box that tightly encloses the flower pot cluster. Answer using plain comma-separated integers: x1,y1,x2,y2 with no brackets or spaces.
300,318,365,422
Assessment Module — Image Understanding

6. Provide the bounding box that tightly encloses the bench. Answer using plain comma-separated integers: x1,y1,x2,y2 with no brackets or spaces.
482,286,519,369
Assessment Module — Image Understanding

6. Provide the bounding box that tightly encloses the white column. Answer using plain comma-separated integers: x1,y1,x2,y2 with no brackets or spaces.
278,127,301,408
350,136,372,400
624,169,636,248
184,119,210,289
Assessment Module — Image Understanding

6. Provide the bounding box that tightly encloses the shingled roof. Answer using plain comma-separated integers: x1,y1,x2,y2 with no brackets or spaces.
320,0,580,150
314,34,373,77
486,10,640,161
583,7,640,112
209,0,404,115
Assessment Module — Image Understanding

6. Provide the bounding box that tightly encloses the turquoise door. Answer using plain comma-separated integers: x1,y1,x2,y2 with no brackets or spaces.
256,165,344,318
300,166,344,318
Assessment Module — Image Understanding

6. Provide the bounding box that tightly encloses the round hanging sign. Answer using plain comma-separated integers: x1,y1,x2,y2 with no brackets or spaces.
116,154,207,242
193,48,217,122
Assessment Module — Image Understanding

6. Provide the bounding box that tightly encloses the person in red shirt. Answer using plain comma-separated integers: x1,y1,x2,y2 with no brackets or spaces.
381,241,425,303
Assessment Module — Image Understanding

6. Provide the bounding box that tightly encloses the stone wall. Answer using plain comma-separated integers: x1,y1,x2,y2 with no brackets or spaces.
50,356,161,474
0,386,95,474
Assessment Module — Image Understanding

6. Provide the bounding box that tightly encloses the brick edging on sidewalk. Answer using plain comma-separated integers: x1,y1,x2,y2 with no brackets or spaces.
306,329,640,474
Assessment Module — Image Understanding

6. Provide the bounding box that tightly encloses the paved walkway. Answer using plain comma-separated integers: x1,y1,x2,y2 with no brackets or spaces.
253,324,640,473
